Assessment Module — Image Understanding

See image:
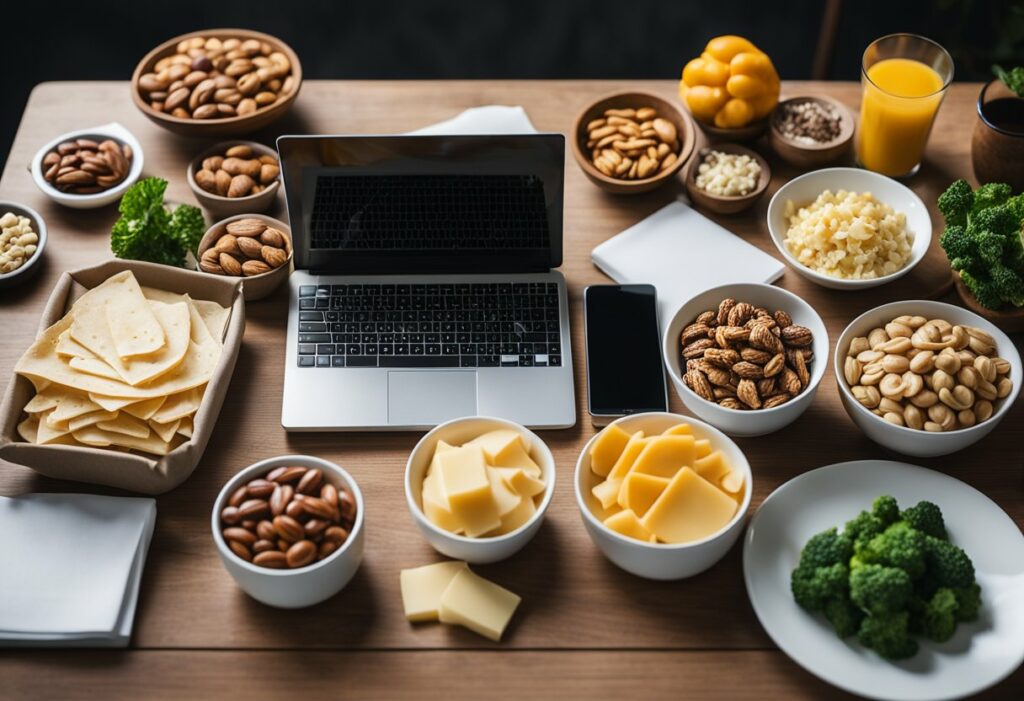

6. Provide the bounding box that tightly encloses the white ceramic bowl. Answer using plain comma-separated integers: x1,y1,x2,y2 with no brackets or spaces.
663,283,829,437
211,455,365,608
766,167,932,290
0,201,46,289
405,416,555,564
31,122,144,209
574,412,752,580
835,300,1022,457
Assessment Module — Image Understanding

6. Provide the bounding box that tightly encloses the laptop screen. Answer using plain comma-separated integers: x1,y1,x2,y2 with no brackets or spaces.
278,134,564,274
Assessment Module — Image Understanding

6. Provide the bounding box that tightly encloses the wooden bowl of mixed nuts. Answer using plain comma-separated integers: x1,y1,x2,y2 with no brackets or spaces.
198,214,292,301
131,28,302,137
769,96,855,169
571,91,696,194
187,141,280,217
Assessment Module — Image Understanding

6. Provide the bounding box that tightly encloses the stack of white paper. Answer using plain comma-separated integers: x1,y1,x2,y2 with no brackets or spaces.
0,493,156,647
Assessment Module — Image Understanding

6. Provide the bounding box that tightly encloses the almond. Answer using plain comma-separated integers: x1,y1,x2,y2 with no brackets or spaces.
242,259,271,276
202,155,224,172
214,169,232,196
226,218,266,237
225,144,253,159
237,236,263,258
218,252,242,276
260,227,286,248
259,163,280,184
261,245,288,268
195,168,218,193
214,233,240,255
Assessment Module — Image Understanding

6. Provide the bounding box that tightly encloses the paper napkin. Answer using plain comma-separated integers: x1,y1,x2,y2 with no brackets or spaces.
408,105,539,135
591,200,786,328
0,493,156,647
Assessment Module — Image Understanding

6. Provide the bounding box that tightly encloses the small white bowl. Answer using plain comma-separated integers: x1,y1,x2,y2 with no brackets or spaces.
405,416,555,564
31,122,144,209
0,201,47,289
663,283,829,437
835,300,1022,457
574,412,752,580
766,167,932,290
211,455,365,608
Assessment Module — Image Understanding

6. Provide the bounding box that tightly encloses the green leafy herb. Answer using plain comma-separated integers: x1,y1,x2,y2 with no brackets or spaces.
994,64,1024,98
110,177,205,268
937,179,1024,310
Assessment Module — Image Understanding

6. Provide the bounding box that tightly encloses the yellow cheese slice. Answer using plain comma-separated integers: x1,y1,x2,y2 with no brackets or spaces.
630,435,697,479
97,271,166,358
495,495,536,535
68,410,119,432
695,438,713,459
436,445,501,537
589,424,632,477
176,415,193,438
721,471,745,495
606,431,648,480
434,439,456,455
98,413,152,439
400,560,468,622
467,429,526,463
71,425,177,456
488,442,541,478
641,467,738,544
662,423,693,436
591,477,623,510
486,466,523,516
438,568,521,642
617,472,670,517
603,509,653,541
491,466,545,498
693,450,731,484
150,386,203,424
422,471,463,534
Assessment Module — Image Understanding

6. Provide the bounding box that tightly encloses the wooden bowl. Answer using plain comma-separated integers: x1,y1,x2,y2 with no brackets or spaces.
693,117,769,143
198,214,292,301
187,140,280,218
769,96,854,169
684,144,771,215
571,91,696,195
131,29,302,137
953,271,1024,333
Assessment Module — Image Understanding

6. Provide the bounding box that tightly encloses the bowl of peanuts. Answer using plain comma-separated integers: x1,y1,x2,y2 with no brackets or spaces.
835,301,1020,457
212,455,365,608
187,141,280,217
572,92,696,194
0,202,46,288
131,29,302,137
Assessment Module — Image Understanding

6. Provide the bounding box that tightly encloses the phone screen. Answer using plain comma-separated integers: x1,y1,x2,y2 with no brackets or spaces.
584,285,668,419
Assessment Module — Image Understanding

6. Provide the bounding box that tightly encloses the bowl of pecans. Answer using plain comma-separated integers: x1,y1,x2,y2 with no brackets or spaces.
663,283,829,436
212,455,365,608
572,91,696,194
31,122,144,209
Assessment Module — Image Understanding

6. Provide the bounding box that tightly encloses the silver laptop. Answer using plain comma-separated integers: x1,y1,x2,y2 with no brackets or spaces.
277,134,576,430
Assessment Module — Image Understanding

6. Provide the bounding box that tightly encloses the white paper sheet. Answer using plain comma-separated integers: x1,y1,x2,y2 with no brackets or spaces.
407,105,539,135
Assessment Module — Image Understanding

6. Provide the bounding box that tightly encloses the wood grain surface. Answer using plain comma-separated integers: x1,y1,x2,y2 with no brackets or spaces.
0,80,1021,699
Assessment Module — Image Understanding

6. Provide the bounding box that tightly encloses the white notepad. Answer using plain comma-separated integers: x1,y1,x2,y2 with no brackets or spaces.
592,201,786,327
0,493,156,647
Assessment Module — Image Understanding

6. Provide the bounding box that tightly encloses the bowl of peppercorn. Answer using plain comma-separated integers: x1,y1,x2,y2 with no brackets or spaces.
769,96,855,169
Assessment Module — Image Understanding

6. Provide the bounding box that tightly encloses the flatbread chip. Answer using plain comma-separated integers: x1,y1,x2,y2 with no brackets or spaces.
176,415,193,438
122,396,167,420
185,296,216,347
151,386,204,424
37,410,73,444
17,416,39,443
96,271,166,358
24,389,62,414
45,387,102,425
88,394,138,412
68,410,119,432
98,413,151,439
149,418,180,442
56,330,97,359
69,356,123,382
72,424,180,455
142,286,230,341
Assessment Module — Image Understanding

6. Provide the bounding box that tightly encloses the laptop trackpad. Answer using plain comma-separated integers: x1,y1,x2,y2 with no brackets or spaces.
387,371,478,426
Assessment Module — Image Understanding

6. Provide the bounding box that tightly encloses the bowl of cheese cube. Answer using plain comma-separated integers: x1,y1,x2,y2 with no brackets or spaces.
404,416,555,564
574,412,751,580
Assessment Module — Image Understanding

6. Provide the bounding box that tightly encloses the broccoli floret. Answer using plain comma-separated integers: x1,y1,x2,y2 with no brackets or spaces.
845,510,885,550
872,495,900,526
796,528,853,570
937,179,973,227
851,564,912,616
971,182,1013,216
939,224,975,263
823,596,865,638
959,270,1006,310
991,262,1024,306
952,582,982,622
792,562,849,611
924,536,975,589
921,588,958,642
900,501,947,540
857,522,927,580
858,612,919,660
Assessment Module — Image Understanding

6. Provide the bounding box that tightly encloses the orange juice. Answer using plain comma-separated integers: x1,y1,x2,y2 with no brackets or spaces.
858,58,946,176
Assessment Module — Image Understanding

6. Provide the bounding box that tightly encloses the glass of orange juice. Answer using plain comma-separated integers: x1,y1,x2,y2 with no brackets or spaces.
857,34,954,177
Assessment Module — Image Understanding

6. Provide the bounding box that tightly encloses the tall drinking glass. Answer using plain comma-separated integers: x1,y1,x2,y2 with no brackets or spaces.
857,34,954,178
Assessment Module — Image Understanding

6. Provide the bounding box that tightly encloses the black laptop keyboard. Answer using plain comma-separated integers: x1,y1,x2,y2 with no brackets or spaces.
296,282,562,369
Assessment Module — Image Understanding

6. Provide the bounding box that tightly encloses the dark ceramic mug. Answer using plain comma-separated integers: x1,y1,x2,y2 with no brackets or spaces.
972,80,1024,191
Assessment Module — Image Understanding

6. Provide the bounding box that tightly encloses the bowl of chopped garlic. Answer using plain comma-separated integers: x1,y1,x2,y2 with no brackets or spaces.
0,202,46,288
685,144,771,215
766,168,931,290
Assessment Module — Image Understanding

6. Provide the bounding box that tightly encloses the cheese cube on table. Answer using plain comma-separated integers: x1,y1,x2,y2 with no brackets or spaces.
436,446,501,537
400,560,468,622
617,472,670,518
641,467,738,544
603,509,653,541
439,568,521,642
630,435,697,479
589,423,633,476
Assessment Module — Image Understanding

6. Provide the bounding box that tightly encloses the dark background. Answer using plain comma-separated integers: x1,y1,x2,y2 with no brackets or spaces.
2,0,1022,168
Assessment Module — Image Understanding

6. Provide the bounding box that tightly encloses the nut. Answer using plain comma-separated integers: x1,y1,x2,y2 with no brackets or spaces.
226,218,266,237
236,235,263,259
218,252,242,276
242,259,272,276
41,138,132,195
262,245,288,268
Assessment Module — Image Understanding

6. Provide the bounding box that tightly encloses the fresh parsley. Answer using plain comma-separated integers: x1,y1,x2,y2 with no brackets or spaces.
994,64,1024,98
110,177,205,268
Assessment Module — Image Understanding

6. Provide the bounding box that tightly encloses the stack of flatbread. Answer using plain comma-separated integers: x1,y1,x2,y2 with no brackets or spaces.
14,271,230,456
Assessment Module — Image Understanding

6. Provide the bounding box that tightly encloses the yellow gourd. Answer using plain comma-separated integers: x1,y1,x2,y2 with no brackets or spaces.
679,35,780,129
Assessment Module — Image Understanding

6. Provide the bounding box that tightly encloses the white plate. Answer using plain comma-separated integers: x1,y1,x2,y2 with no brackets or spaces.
766,168,932,289
744,460,1024,701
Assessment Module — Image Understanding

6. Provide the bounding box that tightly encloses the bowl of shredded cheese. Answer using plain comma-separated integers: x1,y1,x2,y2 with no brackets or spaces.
766,168,932,289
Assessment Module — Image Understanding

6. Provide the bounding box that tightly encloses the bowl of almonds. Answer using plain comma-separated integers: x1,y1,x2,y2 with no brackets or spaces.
187,141,280,217
212,455,365,608
835,300,1020,457
572,92,696,194
31,122,144,209
132,29,301,137
198,214,292,301
663,283,829,437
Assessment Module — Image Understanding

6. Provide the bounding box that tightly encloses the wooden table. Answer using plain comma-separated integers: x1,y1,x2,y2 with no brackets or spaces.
1,81,1021,700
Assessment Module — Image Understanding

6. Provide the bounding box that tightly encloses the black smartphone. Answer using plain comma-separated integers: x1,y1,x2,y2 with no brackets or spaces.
584,284,668,425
